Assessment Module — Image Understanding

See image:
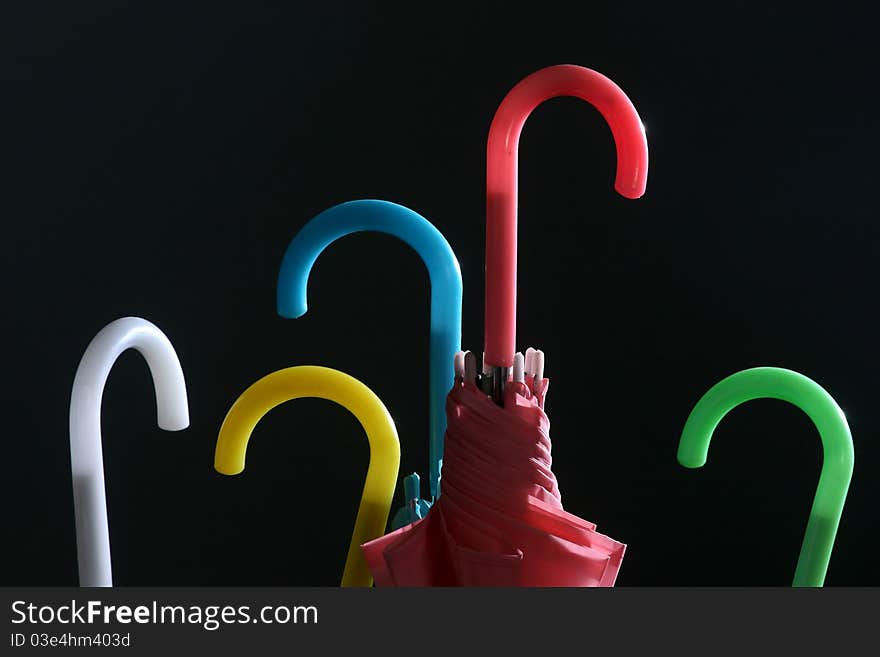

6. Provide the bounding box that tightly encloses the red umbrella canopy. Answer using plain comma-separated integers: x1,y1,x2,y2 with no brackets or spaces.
361,351,625,586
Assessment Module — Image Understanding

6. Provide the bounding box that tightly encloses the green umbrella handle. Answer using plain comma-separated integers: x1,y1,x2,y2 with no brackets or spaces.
678,367,854,587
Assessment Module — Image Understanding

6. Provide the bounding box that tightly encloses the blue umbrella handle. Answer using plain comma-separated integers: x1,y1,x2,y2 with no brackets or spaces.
276,199,463,503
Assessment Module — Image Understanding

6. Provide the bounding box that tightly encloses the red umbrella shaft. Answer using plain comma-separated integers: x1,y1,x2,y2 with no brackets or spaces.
484,64,649,368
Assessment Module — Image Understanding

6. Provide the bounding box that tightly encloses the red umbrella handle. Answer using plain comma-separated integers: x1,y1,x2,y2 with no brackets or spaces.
484,64,649,368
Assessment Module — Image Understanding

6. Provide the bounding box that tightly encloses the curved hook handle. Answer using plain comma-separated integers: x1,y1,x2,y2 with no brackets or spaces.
276,199,462,501
678,367,854,587
214,365,401,587
484,65,649,367
69,317,190,587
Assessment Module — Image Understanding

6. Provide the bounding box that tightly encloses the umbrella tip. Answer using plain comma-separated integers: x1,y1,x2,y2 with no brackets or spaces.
464,351,477,382
454,351,466,379
403,473,422,502
513,352,525,382
533,350,545,381
524,347,537,375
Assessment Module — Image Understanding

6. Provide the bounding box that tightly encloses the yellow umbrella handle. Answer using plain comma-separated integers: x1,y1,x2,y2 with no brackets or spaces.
214,366,401,587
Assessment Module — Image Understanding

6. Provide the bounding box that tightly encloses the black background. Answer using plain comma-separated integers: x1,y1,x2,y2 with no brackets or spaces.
3,2,878,586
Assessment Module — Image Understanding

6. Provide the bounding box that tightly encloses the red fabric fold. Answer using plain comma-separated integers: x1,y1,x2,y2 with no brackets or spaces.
361,375,626,586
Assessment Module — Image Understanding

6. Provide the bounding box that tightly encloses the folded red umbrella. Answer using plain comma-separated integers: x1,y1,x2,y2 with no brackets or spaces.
361,372,626,586
362,64,648,586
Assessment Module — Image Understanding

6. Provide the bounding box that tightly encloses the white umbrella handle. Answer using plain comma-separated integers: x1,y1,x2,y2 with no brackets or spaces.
69,317,189,586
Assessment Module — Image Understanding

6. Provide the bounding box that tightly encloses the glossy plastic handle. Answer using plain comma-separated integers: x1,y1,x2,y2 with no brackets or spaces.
485,65,649,367
276,199,462,500
69,317,190,587
214,366,401,587
678,367,854,587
